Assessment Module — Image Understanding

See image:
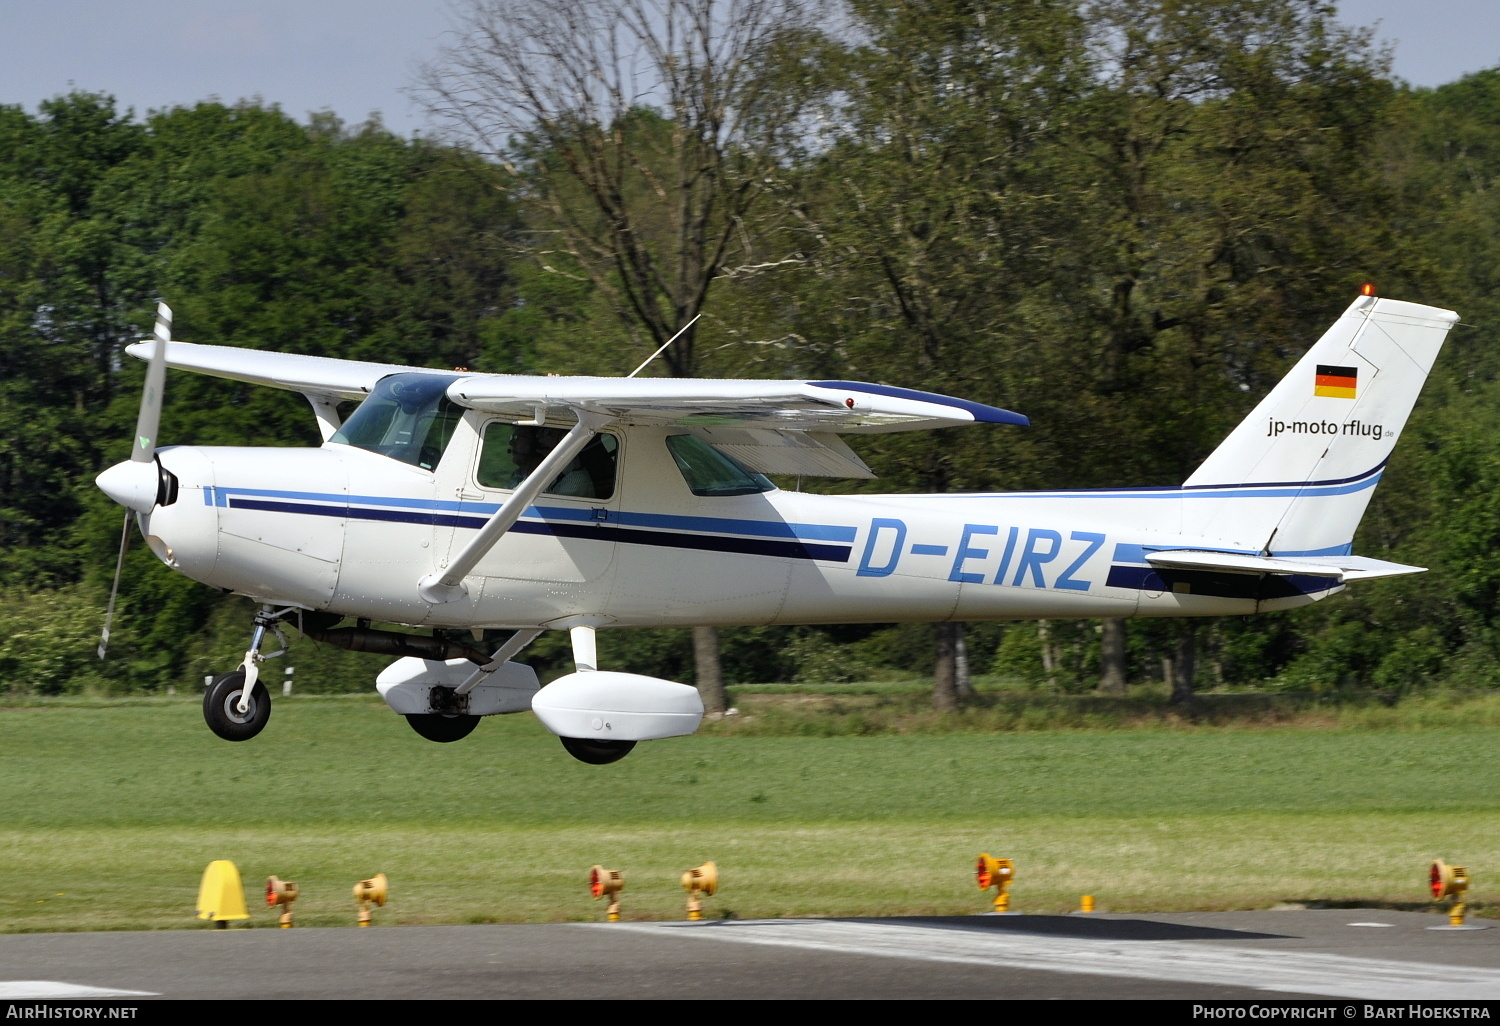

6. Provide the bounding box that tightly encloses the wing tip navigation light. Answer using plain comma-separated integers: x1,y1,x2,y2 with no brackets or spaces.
681,862,718,921
976,854,1016,914
589,865,624,922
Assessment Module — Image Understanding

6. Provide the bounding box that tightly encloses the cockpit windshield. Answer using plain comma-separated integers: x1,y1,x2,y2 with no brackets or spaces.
330,372,463,471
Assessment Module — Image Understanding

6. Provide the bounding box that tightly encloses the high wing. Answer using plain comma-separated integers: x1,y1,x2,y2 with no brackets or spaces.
126,341,1028,438
447,376,1028,435
123,340,452,402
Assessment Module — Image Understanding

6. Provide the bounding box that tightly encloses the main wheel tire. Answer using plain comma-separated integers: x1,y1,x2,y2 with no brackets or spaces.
203,670,271,741
404,714,480,742
560,736,636,765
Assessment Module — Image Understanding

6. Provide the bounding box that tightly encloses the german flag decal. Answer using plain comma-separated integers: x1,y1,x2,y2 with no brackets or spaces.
1315,364,1357,399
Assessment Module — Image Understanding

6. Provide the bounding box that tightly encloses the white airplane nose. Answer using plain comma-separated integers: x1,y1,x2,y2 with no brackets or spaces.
96,459,160,513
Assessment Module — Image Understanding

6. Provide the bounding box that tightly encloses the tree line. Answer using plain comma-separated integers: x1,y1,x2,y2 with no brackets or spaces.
3,0,1500,704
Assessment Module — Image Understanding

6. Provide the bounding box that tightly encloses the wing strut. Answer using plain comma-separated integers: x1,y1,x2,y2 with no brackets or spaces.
417,411,611,604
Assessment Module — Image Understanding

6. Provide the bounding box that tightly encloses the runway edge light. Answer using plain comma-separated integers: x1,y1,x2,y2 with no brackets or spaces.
354,873,388,927
196,860,249,928
681,862,718,921
266,876,299,928
975,854,1016,914
1428,859,1490,931
589,865,624,922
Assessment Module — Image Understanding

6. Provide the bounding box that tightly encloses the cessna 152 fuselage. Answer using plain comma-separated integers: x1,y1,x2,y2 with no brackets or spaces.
95,293,1458,761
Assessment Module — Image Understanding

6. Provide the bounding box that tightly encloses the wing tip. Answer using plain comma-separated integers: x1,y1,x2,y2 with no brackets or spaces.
808,380,1028,426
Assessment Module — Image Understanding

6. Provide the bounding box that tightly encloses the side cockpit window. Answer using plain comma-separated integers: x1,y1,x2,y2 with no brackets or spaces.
330,373,463,471
477,422,619,500
666,434,773,496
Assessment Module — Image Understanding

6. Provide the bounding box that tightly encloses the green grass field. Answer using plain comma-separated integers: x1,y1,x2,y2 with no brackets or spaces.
1,693,1497,931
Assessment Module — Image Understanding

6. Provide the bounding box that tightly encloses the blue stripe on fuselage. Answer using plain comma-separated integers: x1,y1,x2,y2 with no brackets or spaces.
943,462,1386,502
1104,564,1338,600
213,486,853,542
219,490,854,563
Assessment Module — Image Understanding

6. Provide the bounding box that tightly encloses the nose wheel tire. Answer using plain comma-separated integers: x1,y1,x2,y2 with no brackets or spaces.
560,736,636,765
404,714,480,742
203,671,271,741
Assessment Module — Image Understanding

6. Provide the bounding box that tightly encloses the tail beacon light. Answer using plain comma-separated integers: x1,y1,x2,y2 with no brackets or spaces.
589,865,625,922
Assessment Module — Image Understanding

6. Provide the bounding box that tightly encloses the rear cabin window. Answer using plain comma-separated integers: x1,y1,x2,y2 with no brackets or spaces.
330,372,463,471
666,434,774,496
477,423,619,500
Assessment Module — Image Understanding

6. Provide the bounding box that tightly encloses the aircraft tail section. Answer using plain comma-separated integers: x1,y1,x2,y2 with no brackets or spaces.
1181,294,1458,555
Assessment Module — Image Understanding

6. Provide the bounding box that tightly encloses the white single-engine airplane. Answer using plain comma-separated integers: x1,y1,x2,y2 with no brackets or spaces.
95,291,1457,762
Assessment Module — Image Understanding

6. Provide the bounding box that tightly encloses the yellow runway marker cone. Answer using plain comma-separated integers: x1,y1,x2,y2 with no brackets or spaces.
196,860,249,928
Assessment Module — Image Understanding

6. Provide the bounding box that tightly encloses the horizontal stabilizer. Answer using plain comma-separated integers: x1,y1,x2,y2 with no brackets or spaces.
1145,549,1425,582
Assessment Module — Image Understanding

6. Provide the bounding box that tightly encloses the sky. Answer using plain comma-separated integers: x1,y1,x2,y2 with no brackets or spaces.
0,1,1495,138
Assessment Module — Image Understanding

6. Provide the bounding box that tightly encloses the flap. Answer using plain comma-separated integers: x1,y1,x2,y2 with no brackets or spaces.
690,428,876,479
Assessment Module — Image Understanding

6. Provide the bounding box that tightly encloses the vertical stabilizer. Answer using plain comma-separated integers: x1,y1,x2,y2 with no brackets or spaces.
1181,295,1458,555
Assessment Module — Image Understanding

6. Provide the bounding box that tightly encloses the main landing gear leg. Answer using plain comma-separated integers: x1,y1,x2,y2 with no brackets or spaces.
203,605,289,742
557,625,636,765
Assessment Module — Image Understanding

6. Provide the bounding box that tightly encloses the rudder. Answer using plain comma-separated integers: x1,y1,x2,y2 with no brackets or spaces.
1181,294,1459,555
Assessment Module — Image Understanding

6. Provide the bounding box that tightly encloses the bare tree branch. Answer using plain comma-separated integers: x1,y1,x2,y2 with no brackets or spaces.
419,0,826,377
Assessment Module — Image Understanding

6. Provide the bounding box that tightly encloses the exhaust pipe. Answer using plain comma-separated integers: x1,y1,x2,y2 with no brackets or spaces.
301,623,490,665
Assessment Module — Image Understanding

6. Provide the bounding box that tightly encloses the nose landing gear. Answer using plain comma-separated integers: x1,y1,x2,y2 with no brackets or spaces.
202,604,291,742
204,671,271,741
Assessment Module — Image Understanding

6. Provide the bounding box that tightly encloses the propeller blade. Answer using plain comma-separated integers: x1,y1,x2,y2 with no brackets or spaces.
98,509,133,659
131,302,171,463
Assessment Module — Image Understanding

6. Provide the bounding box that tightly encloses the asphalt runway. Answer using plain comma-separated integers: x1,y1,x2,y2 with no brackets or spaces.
1,910,1497,1001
